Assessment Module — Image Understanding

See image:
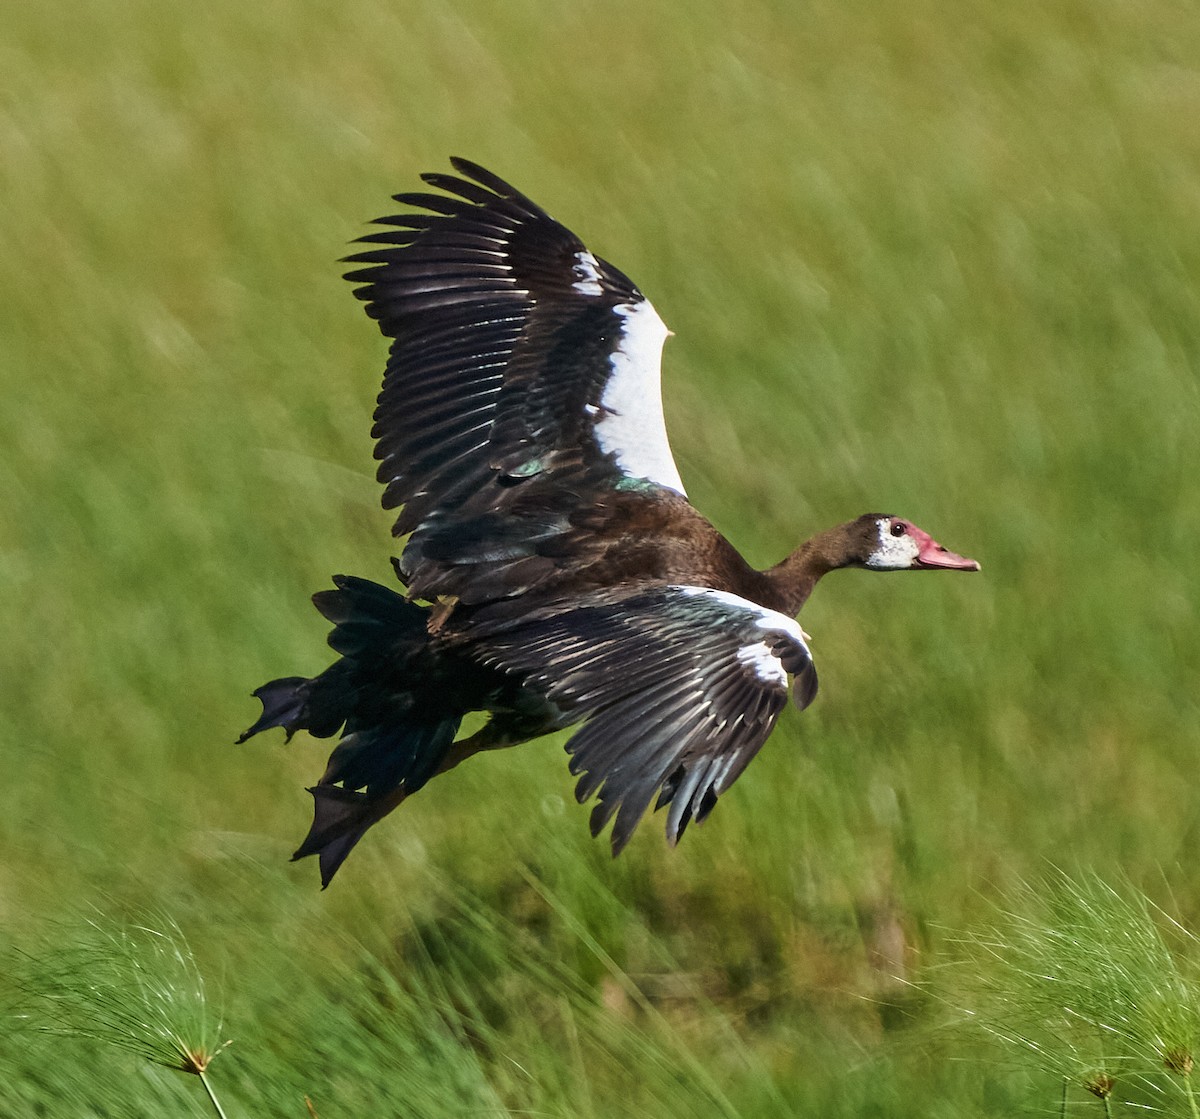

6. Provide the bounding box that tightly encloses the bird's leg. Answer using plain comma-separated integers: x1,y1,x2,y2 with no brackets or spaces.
433,722,523,776
426,595,459,634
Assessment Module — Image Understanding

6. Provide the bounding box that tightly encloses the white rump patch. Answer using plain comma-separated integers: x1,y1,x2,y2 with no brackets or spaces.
736,642,788,687
592,298,686,495
571,251,605,296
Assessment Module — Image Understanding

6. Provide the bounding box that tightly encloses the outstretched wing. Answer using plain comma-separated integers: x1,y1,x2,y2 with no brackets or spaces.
467,585,818,853
344,158,685,601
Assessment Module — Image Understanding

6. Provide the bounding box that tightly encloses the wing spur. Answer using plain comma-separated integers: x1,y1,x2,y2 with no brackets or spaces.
467,585,818,852
344,158,685,602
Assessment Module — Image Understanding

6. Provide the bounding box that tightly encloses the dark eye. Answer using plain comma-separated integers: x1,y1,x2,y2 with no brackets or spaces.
890,521,906,537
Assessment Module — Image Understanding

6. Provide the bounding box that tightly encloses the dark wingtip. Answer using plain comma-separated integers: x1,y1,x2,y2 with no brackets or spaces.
447,156,509,193
792,660,819,712
664,808,691,848
607,804,643,858
445,157,544,214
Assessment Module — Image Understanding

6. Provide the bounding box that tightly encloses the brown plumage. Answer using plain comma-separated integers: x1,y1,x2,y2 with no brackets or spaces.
241,159,980,886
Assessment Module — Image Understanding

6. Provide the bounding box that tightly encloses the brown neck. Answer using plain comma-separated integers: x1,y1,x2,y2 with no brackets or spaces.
761,522,861,616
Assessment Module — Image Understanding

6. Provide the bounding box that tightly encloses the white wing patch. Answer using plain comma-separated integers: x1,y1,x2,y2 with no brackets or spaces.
736,642,789,688
571,251,605,296
675,586,811,649
674,585,816,708
592,299,686,496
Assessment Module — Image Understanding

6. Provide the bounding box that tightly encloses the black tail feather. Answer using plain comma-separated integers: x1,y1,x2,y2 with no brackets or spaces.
242,576,477,884
238,663,354,744
238,577,431,748
237,677,309,743
320,718,459,797
293,785,399,889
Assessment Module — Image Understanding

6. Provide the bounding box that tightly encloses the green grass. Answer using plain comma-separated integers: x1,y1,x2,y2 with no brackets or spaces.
935,871,1200,1116
2,0,1200,1113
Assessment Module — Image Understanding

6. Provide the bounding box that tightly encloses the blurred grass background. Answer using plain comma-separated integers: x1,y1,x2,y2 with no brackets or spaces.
2,0,1199,1113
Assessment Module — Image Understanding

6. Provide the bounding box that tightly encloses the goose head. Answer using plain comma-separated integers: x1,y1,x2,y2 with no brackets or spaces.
857,514,981,572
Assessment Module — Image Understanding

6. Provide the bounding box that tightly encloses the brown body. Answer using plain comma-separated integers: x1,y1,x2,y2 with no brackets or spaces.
410,487,869,623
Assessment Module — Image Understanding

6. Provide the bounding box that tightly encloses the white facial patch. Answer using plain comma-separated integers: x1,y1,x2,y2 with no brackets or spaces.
571,251,605,296
591,299,686,496
865,519,921,570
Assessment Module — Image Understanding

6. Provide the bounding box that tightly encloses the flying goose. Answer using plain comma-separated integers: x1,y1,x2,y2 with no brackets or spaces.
241,159,980,886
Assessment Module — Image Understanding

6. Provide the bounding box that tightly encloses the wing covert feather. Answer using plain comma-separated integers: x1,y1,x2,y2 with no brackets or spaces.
466,585,817,851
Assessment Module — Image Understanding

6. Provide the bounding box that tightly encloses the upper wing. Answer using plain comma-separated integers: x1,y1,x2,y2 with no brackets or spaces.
344,159,686,600
466,585,818,853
